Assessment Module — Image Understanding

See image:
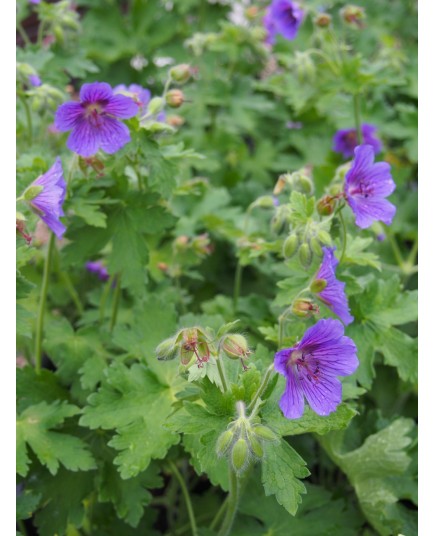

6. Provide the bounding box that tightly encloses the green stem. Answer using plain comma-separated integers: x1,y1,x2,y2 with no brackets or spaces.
34,233,56,374
383,226,405,270
18,95,32,145
109,275,121,333
233,262,243,312
209,498,228,531
168,461,198,536
353,93,362,144
59,272,84,316
17,22,32,47
218,468,240,536
216,356,229,393
407,237,418,267
247,364,275,412
99,273,116,324
338,209,347,263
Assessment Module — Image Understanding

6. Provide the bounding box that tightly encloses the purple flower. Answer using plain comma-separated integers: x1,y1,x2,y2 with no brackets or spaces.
344,145,396,229
29,158,66,239
29,0,41,4
28,74,42,87
86,261,109,281
55,82,139,157
264,0,305,45
333,124,382,159
313,247,353,325
274,319,358,419
113,84,151,113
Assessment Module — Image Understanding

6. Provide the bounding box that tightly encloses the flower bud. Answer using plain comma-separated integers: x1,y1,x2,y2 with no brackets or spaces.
166,89,185,108
317,195,336,216
293,51,316,83
231,438,249,473
166,114,185,127
298,243,312,268
340,5,365,28
169,64,192,84
252,195,276,209
283,234,299,258
317,230,332,246
156,337,178,361
23,185,43,201
310,237,324,257
314,13,332,28
310,278,327,293
251,424,278,442
148,97,165,115
221,334,250,360
216,429,234,457
292,298,320,318
273,174,288,195
248,434,264,459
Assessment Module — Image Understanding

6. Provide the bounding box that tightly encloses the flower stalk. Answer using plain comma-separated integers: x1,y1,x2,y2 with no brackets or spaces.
217,467,240,536
168,461,198,536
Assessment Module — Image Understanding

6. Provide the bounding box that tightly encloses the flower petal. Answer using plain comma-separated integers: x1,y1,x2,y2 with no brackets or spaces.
98,116,131,154
347,195,396,229
104,94,139,119
300,318,345,349
40,212,66,240
67,118,101,157
55,102,84,131
301,373,342,416
274,348,292,375
79,82,113,103
278,371,305,419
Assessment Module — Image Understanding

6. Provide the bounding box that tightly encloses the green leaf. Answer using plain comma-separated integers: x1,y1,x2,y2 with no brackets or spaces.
17,367,70,413
16,491,41,521
80,362,180,478
261,440,309,516
16,401,96,476
136,135,177,197
343,236,381,270
319,418,417,536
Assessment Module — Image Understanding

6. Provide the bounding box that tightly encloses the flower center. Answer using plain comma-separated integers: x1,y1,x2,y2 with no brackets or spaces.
85,103,105,127
348,178,373,198
289,349,321,383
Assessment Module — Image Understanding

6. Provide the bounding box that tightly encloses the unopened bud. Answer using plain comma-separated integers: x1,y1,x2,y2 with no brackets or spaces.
283,234,299,258
310,237,324,257
298,243,312,268
23,185,43,201
314,13,332,28
248,434,264,458
317,196,336,216
292,298,320,318
174,235,189,251
169,64,192,84
340,5,365,28
317,230,332,246
166,114,185,127
252,424,278,442
252,195,276,209
273,175,288,195
156,337,178,361
216,429,234,457
231,438,249,472
166,89,185,108
310,278,327,293
148,97,165,115
221,334,250,360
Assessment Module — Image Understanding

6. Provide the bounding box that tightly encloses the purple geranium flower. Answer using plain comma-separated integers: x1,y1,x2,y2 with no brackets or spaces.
274,318,358,419
264,0,305,45
29,158,66,239
344,144,396,229
113,84,151,113
28,74,42,87
333,124,382,159
86,261,109,281
55,82,139,157
313,247,353,325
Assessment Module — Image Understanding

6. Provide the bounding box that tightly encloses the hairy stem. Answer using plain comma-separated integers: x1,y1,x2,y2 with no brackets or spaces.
247,363,275,412
338,209,347,263
216,355,229,393
34,233,55,374
19,94,32,145
218,468,240,536
232,262,243,312
168,461,198,536
109,275,121,333
353,92,362,144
